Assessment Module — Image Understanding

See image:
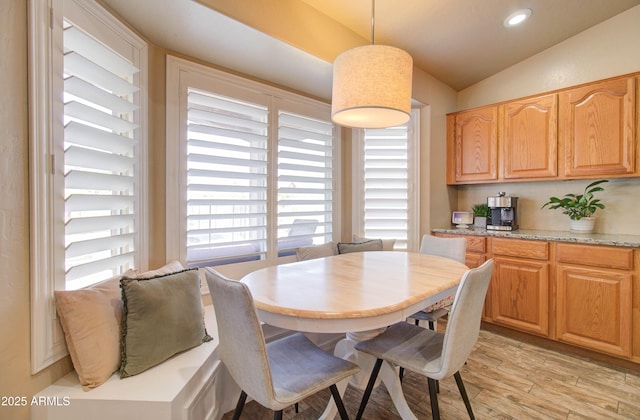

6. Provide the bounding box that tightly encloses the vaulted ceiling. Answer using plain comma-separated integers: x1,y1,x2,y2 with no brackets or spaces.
102,0,640,97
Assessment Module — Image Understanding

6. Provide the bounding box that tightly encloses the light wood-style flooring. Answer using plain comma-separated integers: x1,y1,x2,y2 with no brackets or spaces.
222,325,640,419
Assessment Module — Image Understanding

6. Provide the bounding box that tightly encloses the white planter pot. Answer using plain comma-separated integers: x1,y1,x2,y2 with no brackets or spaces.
473,216,487,229
569,217,596,233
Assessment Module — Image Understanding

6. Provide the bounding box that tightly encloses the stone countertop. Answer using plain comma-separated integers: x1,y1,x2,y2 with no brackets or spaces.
431,227,640,248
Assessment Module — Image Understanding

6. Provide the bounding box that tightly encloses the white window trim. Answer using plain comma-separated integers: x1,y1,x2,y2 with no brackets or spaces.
28,0,148,373
165,55,341,270
352,109,421,251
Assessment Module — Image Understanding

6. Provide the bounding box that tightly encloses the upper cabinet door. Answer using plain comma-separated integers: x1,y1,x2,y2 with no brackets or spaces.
560,76,636,178
453,106,498,183
502,94,558,179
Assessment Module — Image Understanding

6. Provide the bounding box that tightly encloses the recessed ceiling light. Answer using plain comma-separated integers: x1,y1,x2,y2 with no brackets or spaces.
504,9,532,28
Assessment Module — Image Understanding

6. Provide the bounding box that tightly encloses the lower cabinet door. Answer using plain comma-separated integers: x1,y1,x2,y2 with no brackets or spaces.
556,264,632,357
491,257,549,336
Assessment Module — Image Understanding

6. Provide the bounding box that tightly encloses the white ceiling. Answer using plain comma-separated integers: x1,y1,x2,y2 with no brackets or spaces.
102,0,640,97
300,0,640,90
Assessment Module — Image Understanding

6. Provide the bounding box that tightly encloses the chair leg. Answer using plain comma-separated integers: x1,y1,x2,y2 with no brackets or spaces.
232,391,247,420
428,377,440,420
273,410,283,420
428,315,442,399
454,371,475,419
355,358,383,420
329,384,349,420
427,319,439,395
294,402,299,413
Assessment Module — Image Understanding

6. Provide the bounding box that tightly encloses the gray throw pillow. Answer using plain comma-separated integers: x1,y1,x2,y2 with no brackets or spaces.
119,268,212,378
337,239,383,254
296,242,338,261
352,234,396,251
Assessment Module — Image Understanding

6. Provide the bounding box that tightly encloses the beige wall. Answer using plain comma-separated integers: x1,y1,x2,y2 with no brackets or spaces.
411,67,458,233
456,178,639,235
451,5,640,235
147,46,168,269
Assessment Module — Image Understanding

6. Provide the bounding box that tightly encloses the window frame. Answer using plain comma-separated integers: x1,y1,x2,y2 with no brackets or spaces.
28,0,148,373
166,56,341,270
352,109,421,251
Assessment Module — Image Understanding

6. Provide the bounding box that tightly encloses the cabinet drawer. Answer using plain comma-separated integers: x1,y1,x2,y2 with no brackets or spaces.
466,236,486,253
557,243,634,270
491,238,548,260
434,233,486,253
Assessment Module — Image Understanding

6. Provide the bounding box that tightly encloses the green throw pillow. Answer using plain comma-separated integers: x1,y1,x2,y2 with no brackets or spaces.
337,239,383,254
119,268,212,378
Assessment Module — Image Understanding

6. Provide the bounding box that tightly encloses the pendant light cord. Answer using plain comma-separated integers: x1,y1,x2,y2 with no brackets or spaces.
371,0,375,45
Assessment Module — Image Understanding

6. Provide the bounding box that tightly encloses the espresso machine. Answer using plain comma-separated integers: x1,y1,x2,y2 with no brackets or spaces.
487,192,519,231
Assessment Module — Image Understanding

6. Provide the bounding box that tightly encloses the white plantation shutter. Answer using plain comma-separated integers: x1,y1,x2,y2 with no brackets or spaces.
363,126,409,249
186,89,269,266
277,110,334,255
355,110,420,251
63,20,141,289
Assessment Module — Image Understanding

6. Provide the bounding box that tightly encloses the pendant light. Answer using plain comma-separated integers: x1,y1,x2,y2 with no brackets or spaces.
331,0,413,129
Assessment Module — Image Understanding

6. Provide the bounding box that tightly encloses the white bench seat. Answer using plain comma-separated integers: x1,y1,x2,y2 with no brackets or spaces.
31,306,238,420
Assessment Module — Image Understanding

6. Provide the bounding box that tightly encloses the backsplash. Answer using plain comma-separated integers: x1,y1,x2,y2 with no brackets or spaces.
455,178,640,235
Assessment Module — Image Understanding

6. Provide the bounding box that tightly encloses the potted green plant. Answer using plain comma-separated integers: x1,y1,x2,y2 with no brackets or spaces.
472,203,491,229
541,179,608,233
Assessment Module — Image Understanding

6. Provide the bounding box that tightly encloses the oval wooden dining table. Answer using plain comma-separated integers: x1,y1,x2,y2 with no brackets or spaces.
241,251,469,420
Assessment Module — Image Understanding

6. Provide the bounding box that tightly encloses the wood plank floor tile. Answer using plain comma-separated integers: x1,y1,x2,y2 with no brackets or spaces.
528,381,621,418
618,401,640,419
577,374,640,399
473,387,569,419
624,372,640,386
462,357,536,394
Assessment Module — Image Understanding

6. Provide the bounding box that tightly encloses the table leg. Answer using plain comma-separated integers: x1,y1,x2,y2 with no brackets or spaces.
320,328,418,420
377,359,418,420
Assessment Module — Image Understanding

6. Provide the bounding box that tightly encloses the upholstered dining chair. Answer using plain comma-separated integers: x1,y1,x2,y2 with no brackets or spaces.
354,259,494,420
204,267,359,420
408,234,467,329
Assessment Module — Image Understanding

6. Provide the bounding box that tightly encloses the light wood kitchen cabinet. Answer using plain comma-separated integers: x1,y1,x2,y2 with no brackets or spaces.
446,71,640,185
555,243,634,357
559,75,637,178
502,94,558,179
446,106,498,183
432,230,640,363
490,238,550,337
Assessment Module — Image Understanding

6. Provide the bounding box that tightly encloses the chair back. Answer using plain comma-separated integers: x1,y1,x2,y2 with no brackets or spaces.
204,267,276,408
419,234,466,264
437,259,494,378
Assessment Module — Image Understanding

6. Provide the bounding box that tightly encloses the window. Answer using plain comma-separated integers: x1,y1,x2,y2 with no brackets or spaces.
166,57,339,268
185,89,269,265
352,110,420,251
276,108,334,257
29,0,147,372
